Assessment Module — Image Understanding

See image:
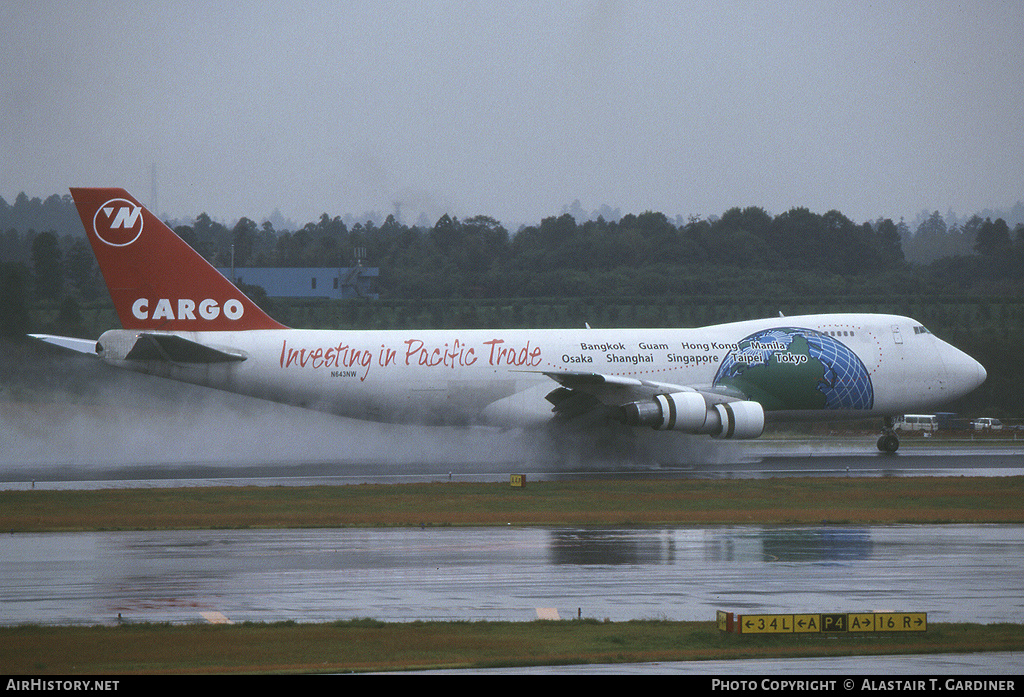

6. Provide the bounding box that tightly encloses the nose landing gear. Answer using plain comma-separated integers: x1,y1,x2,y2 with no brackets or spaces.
877,416,900,453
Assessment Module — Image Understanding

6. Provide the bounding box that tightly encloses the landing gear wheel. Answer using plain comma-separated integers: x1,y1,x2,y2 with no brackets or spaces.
877,433,899,453
877,416,900,453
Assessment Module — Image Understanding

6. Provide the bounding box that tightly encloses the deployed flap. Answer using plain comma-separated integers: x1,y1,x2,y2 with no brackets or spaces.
536,371,687,426
542,371,749,405
544,371,645,388
125,333,246,363
542,371,691,405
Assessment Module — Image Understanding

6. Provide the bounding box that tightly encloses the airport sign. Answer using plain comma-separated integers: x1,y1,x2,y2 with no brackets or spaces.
722,611,927,634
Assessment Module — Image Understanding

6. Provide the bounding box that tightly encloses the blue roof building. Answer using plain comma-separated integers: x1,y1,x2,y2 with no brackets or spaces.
216,267,379,300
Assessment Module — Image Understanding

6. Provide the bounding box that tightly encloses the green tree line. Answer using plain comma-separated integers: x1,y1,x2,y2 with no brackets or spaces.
4,195,1024,308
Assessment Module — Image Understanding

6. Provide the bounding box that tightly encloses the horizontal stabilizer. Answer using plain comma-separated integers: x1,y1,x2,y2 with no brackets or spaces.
29,334,99,355
125,333,246,363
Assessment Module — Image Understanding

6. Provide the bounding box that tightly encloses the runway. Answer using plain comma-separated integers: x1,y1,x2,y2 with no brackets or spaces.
5,523,1023,627
3,444,1022,674
2,437,1023,489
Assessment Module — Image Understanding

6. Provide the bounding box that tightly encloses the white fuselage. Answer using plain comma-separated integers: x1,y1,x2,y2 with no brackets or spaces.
95,313,986,429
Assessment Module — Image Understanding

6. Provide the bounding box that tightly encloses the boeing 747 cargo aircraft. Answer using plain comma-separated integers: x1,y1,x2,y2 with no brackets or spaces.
31,188,987,454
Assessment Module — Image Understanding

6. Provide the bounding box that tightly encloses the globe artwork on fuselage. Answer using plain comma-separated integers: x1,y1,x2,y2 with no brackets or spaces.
713,327,874,412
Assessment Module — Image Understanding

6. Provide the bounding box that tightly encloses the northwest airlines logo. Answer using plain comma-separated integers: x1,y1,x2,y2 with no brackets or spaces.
93,198,144,246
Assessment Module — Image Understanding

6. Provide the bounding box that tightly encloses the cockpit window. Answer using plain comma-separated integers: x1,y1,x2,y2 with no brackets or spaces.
913,326,931,335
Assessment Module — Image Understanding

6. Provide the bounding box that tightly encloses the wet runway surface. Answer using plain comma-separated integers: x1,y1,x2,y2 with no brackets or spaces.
5,523,1023,627
3,439,1023,489
3,444,1022,674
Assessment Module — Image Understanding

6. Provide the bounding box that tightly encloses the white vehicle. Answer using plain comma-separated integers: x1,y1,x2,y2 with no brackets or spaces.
30,188,989,456
895,415,938,432
972,418,1004,431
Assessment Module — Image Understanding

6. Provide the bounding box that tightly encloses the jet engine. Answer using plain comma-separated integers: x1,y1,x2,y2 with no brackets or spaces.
620,391,764,439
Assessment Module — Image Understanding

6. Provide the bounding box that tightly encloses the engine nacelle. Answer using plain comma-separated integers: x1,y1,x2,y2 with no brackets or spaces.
620,392,764,439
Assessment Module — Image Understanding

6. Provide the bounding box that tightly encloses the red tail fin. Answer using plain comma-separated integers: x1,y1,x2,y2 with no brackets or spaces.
70,188,286,331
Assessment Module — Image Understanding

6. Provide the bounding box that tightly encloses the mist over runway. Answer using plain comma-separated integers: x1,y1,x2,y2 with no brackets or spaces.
2,347,1021,488
3,445,1023,491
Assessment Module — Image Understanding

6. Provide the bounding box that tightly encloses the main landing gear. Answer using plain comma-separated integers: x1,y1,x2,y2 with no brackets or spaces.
877,416,900,453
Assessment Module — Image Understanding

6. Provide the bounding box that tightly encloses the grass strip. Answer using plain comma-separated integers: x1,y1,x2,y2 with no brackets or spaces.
3,619,1023,674
2,476,1023,532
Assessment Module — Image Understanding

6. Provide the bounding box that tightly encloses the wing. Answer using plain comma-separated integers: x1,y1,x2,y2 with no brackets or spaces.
542,370,745,403
539,370,764,439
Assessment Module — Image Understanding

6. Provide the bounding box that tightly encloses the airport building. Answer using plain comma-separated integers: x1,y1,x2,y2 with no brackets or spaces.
216,267,379,300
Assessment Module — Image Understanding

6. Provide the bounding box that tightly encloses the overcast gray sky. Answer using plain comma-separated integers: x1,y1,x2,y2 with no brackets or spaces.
3,1,1022,229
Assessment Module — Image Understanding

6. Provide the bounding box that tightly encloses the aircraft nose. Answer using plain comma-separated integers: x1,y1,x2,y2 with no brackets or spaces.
974,357,988,389
944,344,987,396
